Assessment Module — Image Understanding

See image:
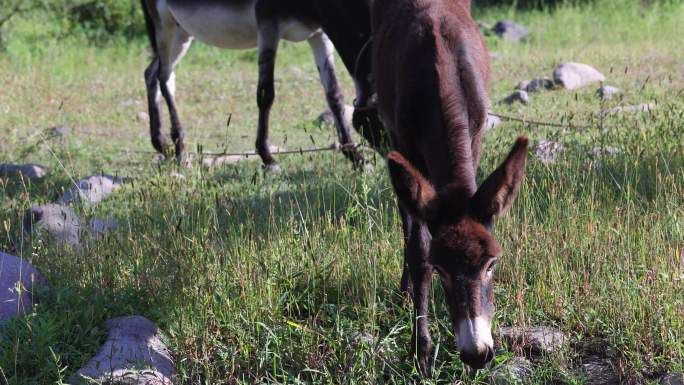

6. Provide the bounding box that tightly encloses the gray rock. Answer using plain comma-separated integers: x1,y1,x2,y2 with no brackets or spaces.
596,86,623,101
137,111,150,123
553,63,606,90
0,252,44,321
490,357,533,385
485,114,503,131
607,103,655,115
492,20,529,43
50,126,71,137
589,146,620,158
502,91,529,106
70,316,176,385
498,326,567,355
661,372,684,385
58,175,123,205
202,146,285,169
317,105,354,127
89,219,119,239
0,163,48,180
581,357,619,385
517,78,555,93
23,204,84,247
534,140,565,164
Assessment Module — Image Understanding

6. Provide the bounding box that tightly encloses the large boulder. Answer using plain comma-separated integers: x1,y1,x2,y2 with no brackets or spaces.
581,356,620,385
489,357,533,385
58,175,123,206
498,326,568,355
492,20,529,43
0,252,44,321
661,372,684,385
70,316,176,385
23,204,84,247
0,163,48,180
553,63,606,90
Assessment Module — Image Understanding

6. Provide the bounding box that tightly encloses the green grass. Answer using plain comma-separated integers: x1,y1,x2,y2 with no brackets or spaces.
1,1,683,384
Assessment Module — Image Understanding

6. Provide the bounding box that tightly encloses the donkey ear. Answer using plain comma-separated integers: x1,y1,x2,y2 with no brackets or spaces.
471,137,528,224
387,151,438,220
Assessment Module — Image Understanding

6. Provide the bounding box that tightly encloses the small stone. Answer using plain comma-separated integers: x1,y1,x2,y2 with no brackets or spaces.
589,146,620,158
58,175,123,205
490,357,533,385
0,164,48,180
70,316,176,385
661,372,684,385
502,91,529,106
169,171,185,180
607,103,655,115
498,326,568,355
23,204,84,247
50,126,71,137
581,356,619,385
553,63,606,90
350,331,376,347
534,140,565,164
596,86,623,101
202,146,285,169
518,78,554,93
137,111,150,122
492,20,529,43
0,252,45,321
317,105,354,127
485,114,502,131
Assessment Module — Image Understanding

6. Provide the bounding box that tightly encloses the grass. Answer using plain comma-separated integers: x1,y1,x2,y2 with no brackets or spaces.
1,1,683,384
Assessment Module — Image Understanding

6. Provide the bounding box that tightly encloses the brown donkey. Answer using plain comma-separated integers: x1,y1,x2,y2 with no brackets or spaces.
372,0,529,375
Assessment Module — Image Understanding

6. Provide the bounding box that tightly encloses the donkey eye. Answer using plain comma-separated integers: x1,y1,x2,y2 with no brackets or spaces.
486,259,498,272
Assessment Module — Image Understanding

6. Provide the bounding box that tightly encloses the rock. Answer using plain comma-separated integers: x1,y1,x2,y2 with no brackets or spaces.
485,113,503,131
502,91,529,106
589,146,620,158
534,140,565,164
517,78,554,93
58,175,123,205
492,20,529,43
89,219,119,238
317,105,354,127
0,163,48,180
661,372,684,385
50,126,71,137
70,316,176,385
607,103,655,115
596,86,623,101
137,111,150,123
581,356,619,385
169,172,185,180
490,357,533,385
553,63,606,90
498,326,568,355
0,252,44,321
350,331,376,347
202,146,285,169
23,204,84,247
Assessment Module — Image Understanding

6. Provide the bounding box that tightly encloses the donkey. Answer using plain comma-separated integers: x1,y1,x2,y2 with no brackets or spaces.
140,0,385,170
372,0,529,375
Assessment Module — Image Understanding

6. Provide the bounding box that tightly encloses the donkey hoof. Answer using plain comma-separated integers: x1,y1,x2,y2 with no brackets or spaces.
263,163,282,174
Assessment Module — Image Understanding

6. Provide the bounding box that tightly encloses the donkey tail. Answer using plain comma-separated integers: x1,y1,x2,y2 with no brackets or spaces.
140,0,158,54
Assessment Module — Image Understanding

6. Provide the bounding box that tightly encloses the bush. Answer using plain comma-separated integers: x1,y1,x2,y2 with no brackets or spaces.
51,0,145,42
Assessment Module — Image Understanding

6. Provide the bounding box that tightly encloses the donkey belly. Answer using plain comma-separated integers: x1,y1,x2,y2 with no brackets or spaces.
166,0,259,49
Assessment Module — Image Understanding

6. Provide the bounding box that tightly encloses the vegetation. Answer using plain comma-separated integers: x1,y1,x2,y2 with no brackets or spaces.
0,0,683,384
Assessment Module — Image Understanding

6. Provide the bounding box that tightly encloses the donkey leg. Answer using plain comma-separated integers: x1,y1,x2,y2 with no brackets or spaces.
255,20,280,171
399,205,413,295
407,219,434,377
157,27,193,161
308,32,366,169
144,57,167,154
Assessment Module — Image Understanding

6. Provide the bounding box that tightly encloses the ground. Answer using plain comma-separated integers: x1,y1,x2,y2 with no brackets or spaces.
0,1,683,384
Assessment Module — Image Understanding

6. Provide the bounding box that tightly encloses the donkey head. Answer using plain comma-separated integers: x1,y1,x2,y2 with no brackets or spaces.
387,137,528,369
